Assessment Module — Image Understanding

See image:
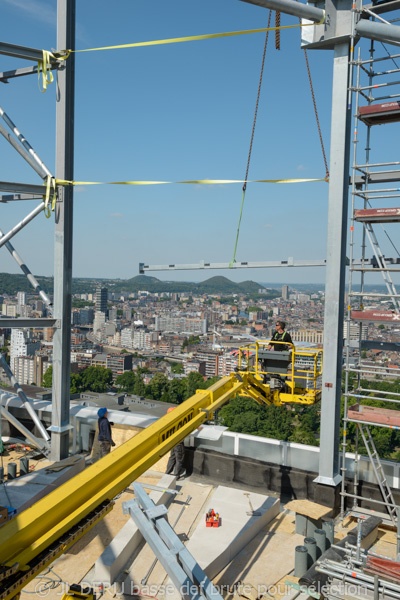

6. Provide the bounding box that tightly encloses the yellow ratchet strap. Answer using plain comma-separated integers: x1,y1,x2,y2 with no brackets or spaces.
60,21,320,55
43,176,57,218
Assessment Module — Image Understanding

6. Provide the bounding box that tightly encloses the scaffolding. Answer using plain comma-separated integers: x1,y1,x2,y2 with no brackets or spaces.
341,20,400,546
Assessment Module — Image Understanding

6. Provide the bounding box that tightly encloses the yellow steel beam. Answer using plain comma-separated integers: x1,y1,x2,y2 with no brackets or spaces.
0,375,244,573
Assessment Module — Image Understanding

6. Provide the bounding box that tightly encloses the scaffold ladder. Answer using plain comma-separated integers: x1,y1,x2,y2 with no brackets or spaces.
358,423,398,526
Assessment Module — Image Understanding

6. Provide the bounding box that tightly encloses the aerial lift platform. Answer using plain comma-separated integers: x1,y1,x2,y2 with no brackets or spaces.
0,342,322,600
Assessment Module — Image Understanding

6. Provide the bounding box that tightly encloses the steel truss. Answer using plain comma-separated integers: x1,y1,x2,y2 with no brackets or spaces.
0,0,75,459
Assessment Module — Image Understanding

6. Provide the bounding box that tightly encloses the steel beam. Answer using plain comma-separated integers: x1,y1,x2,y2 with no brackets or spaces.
238,0,324,22
352,171,400,186
0,318,56,328
0,193,42,203
0,64,57,83
0,42,58,63
140,259,328,272
51,0,76,461
0,181,46,195
139,257,398,272
356,19,400,45
316,41,352,487
131,484,223,600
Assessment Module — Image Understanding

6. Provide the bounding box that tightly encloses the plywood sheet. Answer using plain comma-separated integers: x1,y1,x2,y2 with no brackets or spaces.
284,499,331,520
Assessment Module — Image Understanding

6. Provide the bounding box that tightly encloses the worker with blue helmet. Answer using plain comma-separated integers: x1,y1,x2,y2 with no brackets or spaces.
97,407,115,458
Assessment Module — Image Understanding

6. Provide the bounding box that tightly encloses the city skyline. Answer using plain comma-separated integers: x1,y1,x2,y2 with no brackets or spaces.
1,0,399,288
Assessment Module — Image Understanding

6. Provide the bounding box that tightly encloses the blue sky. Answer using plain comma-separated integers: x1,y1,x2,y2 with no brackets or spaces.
1,0,399,287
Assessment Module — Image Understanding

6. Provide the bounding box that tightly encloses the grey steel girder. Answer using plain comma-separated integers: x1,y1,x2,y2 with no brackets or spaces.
0,41,59,63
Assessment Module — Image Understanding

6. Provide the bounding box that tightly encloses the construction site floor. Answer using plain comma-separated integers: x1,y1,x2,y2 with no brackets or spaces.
9,451,399,600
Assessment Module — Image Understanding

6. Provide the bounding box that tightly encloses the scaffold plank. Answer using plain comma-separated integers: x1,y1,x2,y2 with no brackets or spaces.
348,404,400,428
359,101,400,125
351,310,400,322
354,207,400,223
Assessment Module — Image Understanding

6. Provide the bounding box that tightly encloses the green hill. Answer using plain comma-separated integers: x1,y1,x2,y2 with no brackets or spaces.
0,272,277,297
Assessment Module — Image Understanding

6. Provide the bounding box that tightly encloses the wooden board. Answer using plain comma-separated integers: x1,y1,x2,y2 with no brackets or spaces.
284,499,332,520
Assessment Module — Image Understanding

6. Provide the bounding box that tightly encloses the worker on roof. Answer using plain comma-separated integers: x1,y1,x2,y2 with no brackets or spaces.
267,320,293,352
97,407,115,458
165,406,186,480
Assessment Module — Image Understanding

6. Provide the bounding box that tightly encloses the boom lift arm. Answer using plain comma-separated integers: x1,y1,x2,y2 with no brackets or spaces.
0,343,322,600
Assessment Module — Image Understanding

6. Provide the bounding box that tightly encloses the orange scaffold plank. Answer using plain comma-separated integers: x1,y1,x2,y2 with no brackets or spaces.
348,404,400,429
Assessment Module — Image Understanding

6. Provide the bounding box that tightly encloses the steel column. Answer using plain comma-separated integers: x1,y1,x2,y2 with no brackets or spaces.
316,42,352,486
51,0,75,460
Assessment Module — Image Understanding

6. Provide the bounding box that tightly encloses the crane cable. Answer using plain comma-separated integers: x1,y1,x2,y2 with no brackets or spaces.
230,10,272,268
229,12,329,267
302,36,330,179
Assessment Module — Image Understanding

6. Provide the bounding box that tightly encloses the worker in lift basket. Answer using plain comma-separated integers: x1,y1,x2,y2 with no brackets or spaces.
165,407,186,480
97,407,115,458
267,320,293,352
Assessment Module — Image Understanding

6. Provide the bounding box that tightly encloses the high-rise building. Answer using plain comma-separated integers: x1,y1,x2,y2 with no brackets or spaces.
10,329,40,372
13,356,35,385
282,285,289,300
95,286,108,315
93,311,106,333
17,291,27,314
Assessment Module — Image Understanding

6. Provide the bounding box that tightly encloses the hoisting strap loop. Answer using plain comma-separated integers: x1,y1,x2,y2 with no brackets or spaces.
38,50,70,92
43,176,57,218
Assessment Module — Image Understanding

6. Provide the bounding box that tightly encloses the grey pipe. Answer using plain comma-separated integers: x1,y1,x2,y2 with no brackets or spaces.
239,0,324,23
7,463,17,480
305,537,317,567
357,19,400,46
294,545,308,577
0,228,53,313
0,356,50,444
0,122,48,179
0,202,46,249
0,105,52,177
314,529,326,558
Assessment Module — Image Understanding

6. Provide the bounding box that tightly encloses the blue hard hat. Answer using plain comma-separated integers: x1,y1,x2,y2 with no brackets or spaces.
98,407,107,418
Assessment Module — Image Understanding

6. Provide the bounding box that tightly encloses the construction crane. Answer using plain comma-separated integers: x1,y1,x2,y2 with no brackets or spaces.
0,342,322,600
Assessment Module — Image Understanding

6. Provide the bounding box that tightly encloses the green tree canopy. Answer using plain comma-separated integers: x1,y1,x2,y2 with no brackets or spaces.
80,366,113,393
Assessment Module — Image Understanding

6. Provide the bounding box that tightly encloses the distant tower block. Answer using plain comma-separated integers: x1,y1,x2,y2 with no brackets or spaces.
95,286,108,315
282,284,289,300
